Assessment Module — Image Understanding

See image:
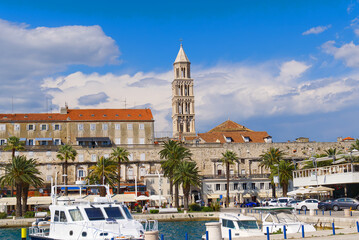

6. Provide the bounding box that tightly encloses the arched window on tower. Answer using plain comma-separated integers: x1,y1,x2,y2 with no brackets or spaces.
176,68,179,78
187,68,190,78
181,68,186,78
178,102,182,114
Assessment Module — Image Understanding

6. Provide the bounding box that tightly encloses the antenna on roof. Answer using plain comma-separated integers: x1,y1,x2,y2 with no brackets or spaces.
122,98,127,109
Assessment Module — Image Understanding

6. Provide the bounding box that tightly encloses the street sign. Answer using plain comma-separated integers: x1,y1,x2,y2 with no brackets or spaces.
273,176,279,184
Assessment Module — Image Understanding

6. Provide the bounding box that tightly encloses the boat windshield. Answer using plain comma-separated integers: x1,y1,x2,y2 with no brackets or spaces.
237,220,259,230
122,206,133,219
84,208,105,221
104,207,125,220
273,211,298,223
69,209,84,221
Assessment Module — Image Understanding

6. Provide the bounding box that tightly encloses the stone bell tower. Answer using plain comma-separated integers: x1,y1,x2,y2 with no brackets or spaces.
172,44,196,139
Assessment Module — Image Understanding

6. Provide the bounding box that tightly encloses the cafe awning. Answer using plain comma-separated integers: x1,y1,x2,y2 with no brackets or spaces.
0,197,16,206
27,196,52,205
207,194,220,199
112,194,136,202
19,138,27,141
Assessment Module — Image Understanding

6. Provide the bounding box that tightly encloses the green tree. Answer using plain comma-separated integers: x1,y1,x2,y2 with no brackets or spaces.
221,150,238,207
110,147,130,194
56,144,77,195
4,136,26,196
159,140,192,208
270,160,294,196
173,160,201,210
0,156,43,217
259,147,285,198
350,139,359,151
87,156,117,196
324,147,342,162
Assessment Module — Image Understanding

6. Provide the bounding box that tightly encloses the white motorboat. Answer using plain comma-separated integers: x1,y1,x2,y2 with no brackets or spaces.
29,181,157,240
254,207,316,234
202,213,263,239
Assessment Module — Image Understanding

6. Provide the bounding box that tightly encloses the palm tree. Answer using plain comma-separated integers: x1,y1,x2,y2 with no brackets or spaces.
110,147,130,194
56,144,77,195
172,160,201,210
159,140,192,208
270,160,294,196
87,156,117,196
350,139,359,151
221,150,238,207
4,136,25,196
324,148,342,163
260,147,285,198
0,156,43,217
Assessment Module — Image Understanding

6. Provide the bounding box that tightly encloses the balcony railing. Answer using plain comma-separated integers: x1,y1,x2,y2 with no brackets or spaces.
202,173,270,180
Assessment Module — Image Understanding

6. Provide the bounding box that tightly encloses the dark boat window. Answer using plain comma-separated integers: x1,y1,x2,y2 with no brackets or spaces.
60,211,67,222
122,206,133,219
54,210,60,222
84,208,105,221
104,207,124,219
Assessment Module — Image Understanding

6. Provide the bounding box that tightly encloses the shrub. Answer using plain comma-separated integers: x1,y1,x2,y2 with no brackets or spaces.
189,203,201,211
135,206,142,213
0,212,7,219
211,202,220,212
150,209,159,214
201,207,213,212
11,211,16,216
24,211,35,218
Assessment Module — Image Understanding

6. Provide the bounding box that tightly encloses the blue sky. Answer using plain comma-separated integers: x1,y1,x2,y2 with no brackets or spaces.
0,0,358,142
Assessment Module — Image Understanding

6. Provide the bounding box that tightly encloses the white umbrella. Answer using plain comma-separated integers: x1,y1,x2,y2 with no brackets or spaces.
149,195,166,201
135,195,149,201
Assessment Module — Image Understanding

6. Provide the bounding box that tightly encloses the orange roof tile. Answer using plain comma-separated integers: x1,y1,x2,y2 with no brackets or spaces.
208,120,253,133
0,108,153,122
198,131,270,143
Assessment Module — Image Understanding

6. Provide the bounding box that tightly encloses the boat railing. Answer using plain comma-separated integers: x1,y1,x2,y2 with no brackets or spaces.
138,219,158,231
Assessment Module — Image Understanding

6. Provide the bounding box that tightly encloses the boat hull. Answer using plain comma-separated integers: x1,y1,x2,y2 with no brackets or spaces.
29,235,56,240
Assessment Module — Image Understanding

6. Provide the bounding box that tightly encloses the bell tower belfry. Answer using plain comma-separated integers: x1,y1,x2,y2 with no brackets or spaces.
172,44,196,139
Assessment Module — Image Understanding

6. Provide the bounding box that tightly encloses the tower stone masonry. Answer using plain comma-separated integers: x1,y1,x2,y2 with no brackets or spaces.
172,44,196,138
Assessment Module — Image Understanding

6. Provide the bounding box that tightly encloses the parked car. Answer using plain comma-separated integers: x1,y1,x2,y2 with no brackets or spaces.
261,199,273,206
278,197,294,206
318,198,359,211
287,200,301,207
268,199,279,206
294,199,319,211
241,202,260,208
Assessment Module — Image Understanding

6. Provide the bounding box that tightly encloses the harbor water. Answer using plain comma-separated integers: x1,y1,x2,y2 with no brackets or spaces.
0,220,214,240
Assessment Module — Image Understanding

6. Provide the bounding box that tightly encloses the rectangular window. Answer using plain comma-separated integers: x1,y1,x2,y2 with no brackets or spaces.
140,153,145,161
77,169,85,178
251,183,256,190
127,138,133,144
242,183,247,190
104,207,124,220
0,124,6,131
84,208,105,221
39,141,48,146
225,184,227,190
40,124,48,131
69,209,84,222
0,139,6,145
234,183,238,190
102,123,108,130
91,154,97,162
78,154,84,162
216,184,220,191
269,183,272,189
54,139,61,145
139,124,144,130
139,138,145,144
78,124,84,131
14,124,20,131
115,124,121,130
53,124,61,130
90,124,96,131
115,138,121,145
27,124,35,131
127,124,133,130
260,183,264,190
28,139,34,146
241,169,246,175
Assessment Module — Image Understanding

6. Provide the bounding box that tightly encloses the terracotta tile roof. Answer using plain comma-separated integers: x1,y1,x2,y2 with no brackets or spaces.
0,108,153,122
198,131,270,143
208,120,253,133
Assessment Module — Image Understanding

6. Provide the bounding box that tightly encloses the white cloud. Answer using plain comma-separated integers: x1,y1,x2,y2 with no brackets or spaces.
322,40,359,68
302,25,331,35
0,19,119,113
42,60,359,134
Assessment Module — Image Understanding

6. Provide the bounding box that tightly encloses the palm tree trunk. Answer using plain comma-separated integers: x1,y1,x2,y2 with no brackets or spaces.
21,183,29,214
117,160,121,194
169,179,173,206
15,182,22,217
100,174,106,197
272,181,276,198
175,182,179,208
184,186,190,210
282,183,288,197
64,159,68,196
226,162,230,208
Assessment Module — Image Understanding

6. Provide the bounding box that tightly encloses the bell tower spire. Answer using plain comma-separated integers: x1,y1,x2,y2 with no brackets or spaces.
172,43,196,139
